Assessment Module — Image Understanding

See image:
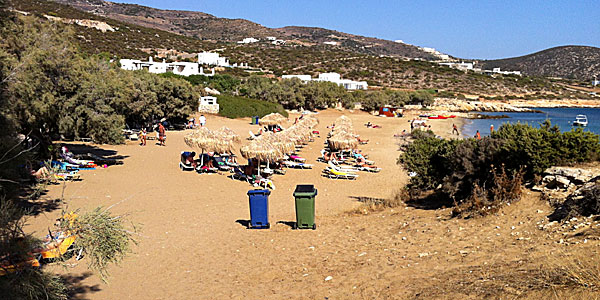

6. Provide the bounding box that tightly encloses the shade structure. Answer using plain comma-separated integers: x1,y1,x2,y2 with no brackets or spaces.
334,115,352,127
328,131,359,150
282,124,312,145
298,115,319,128
259,113,287,126
184,127,234,154
215,126,241,143
240,140,284,162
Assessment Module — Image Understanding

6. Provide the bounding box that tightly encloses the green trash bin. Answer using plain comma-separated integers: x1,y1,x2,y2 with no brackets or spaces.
293,184,318,230
252,116,259,125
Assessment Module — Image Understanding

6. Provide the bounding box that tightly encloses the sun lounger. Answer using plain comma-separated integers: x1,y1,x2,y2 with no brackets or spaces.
322,168,358,180
328,161,359,173
255,177,275,190
283,161,313,169
212,156,233,172
230,166,254,183
54,171,81,181
180,151,196,171
355,165,382,173
287,154,306,162
248,131,258,140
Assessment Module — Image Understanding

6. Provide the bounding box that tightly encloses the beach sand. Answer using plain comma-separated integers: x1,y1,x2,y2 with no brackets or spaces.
23,110,568,299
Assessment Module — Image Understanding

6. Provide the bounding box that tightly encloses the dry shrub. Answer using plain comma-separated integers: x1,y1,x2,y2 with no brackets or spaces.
347,189,407,215
453,165,524,218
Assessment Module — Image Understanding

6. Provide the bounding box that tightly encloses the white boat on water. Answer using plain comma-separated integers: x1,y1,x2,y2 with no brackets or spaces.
573,114,588,127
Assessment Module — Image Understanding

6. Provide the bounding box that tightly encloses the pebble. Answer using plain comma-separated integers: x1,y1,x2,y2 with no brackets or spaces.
325,276,333,281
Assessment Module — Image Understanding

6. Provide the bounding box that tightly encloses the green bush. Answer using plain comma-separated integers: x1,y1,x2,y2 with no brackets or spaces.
398,122,600,217
217,95,288,119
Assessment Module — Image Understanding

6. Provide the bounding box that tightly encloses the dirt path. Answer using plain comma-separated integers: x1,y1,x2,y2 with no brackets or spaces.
25,110,581,300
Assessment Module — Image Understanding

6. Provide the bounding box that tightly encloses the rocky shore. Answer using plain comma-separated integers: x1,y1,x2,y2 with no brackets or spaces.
431,98,600,112
431,99,533,112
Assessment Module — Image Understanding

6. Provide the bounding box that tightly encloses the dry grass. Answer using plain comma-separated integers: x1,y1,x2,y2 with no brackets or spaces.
411,248,600,299
347,189,407,215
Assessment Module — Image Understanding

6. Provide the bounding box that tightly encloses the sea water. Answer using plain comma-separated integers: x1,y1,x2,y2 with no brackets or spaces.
461,107,600,137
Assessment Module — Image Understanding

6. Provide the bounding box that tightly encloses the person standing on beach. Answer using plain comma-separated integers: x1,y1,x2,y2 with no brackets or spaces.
475,130,481,140
140,128,147,146
490,124,494,133
158,123,166,146
199,114,206,127
452,123,459,135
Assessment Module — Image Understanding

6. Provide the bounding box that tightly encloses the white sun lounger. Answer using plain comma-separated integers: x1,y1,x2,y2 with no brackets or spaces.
283,161,313,169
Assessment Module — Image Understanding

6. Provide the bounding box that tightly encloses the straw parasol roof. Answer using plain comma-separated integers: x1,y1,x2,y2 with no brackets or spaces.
298,115,319,128
328,131,359,150
259,113,288,126
214,126,241,143
240,139,284,162
334,115,352,127
184,127,233,153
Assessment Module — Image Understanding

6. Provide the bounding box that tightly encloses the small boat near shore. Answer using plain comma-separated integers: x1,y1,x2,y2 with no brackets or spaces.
428,114,456,120
572,114,588,127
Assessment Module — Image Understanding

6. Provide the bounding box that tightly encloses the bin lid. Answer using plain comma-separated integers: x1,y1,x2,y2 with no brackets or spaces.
294,184,316,197
247,189,271,196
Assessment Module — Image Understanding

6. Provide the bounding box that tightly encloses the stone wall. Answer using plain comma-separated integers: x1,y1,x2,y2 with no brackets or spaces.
198,104,219,114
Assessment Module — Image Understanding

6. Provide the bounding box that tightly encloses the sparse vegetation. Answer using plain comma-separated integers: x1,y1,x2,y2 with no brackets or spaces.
399,123,600,217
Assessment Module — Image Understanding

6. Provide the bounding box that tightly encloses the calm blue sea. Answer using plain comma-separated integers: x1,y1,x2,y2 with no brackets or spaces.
461,108,600,137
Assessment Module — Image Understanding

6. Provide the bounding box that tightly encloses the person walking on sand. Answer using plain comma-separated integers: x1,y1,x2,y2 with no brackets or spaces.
452,123,459,135
158,123,166,146
475,130,481,140
140,128,147,146
199,114,206,127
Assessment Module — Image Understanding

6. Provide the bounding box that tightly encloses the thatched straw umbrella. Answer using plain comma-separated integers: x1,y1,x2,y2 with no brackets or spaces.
184,127,227,166
259,113,287,126
328,131,359,151
334,115,352,127
240,139,284,176
298,115,319,128
215,126,241,143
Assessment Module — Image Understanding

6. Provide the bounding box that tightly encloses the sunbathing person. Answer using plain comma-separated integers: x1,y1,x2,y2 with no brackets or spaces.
185,152,197,168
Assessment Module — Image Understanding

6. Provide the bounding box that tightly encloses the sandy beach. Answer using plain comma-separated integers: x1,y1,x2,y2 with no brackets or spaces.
24,110,521,300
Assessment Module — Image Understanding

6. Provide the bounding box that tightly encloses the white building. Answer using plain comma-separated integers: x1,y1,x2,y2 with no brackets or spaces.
439,61,474,71
484,67,522,76
197,52,230,67
282,72,367,90
282,74,312,82
323,41,338,46
271,39,286,45
266,36,277,41
593,76,599,86
119,57,214,77
198,96,219,114
238,37,259,44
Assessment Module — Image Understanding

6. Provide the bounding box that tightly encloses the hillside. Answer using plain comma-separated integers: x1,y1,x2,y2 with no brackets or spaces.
6,0,596,98
481,46,600,80
9,0,220,58
49,0,436,60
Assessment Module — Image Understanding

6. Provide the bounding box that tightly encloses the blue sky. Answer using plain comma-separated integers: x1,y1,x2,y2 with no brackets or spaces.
110,0,599,59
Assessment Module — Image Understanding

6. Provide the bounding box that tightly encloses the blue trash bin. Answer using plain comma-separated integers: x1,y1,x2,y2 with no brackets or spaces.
247,189,271,229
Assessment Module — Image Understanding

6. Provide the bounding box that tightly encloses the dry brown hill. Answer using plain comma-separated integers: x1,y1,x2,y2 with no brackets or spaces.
481,46,600,80
49,0,435,59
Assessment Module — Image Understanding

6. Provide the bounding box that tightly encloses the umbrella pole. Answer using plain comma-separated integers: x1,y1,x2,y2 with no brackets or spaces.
258,160,261,177
200,150,204,167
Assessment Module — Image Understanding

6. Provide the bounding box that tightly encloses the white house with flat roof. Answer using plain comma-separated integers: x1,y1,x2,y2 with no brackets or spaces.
119,57,214,77
282,72,367,90
197,52,230,67
238,37,259,44
198,96,219,114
